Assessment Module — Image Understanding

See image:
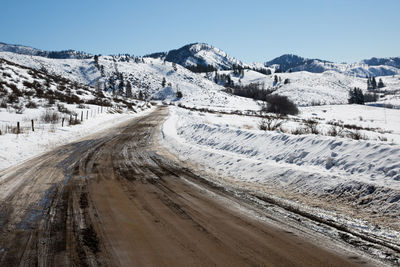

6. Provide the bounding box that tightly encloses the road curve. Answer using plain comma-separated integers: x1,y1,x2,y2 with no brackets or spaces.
0,107,371,266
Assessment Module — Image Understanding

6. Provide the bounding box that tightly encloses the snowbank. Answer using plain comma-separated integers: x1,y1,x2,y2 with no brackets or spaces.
160,107,400,221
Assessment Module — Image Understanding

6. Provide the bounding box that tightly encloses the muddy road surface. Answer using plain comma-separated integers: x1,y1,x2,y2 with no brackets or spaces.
0,107,375,266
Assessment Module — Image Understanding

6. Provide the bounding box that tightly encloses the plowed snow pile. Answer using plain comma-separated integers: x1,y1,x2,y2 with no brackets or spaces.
161,106,400,228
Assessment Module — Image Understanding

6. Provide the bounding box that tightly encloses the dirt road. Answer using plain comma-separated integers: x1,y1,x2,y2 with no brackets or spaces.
0,107,374,266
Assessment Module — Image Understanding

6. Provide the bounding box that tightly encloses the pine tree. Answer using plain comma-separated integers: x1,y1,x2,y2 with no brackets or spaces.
348,87,364,104
367,77,372,89
108,77,116,94
126,82,132,98
273,75,278,85
214,71,218,84
138,90,144,100
162,77,166,87
94,55,99,70
118,80,124,95
378,78,385,88
95,82,102,94
371,77,377,89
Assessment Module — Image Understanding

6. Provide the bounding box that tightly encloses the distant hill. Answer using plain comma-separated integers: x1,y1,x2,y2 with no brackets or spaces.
265,54,331,72
265,54,400,77
361,57,400,69
0,42,92,59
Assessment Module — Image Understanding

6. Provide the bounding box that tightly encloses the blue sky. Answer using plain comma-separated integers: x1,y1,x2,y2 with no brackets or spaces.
1,0,399,63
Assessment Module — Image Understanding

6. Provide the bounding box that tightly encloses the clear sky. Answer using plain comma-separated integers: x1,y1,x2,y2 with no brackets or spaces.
1,0,399,63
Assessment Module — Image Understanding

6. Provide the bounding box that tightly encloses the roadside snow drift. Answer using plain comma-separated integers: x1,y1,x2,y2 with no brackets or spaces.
161,107,400,225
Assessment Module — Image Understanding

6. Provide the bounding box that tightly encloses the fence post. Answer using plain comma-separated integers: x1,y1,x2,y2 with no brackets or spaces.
17,122,20,134
101,106,103,113
81,111,83,122
62,118,65,127
31,120,34,132
86,110,88,120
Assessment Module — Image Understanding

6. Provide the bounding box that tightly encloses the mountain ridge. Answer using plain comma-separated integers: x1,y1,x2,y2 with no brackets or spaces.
1,41,400,77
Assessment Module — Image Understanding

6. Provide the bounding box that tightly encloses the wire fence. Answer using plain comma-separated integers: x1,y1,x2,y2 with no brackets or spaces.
0,106,112,136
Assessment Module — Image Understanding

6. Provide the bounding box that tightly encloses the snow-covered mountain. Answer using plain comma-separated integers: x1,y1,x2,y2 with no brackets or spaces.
146,43,245,70
0,42,91,59
265,54,400,77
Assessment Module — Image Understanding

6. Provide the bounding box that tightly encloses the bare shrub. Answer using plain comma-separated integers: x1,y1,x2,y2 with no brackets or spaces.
9,125,21,134
0,83,7,96
12,103,25,114
57,103,73,114
47,97,55,106
304,119,319,134
66,94,82,104
8,83,23,97
347,130,367,140
85,98,112,106
76,103,87,109
25,100,38,109
263,95,299,115
378,136,388,141
7,94,19,104
41,109,60,124
259,116,284,131
291,126,308,135
327,126,343,137
0,99,7,108
69,116,81,125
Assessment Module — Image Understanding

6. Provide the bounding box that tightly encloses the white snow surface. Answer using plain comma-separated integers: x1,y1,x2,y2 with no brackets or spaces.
161,106,400,217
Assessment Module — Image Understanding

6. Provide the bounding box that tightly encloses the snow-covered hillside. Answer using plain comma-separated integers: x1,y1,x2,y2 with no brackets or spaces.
211,69,400,106
0,52,259,111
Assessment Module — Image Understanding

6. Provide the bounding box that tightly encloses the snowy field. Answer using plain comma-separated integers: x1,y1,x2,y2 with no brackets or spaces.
160,106,400,231
0,104,153,171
